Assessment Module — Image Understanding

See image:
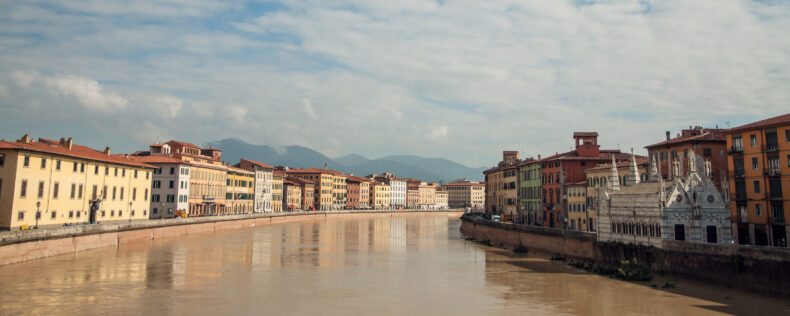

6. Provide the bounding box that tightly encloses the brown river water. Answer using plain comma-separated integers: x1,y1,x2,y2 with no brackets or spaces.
0,214,788,315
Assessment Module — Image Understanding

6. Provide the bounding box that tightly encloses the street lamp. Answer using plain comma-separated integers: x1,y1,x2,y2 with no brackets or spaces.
128,201,133,223
35,201,41,229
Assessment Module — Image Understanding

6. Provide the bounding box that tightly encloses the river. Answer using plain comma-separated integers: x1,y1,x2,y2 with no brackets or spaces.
0,214,788,315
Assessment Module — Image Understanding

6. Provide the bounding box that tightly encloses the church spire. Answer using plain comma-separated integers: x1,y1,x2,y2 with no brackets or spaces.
608,155,620,191
627,148,640,185
649,153,659,182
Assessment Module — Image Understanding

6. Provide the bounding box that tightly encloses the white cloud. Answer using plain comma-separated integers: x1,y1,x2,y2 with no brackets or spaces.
10,71,127,111
428,125,449,140
303,98,317,119
155,96,183,118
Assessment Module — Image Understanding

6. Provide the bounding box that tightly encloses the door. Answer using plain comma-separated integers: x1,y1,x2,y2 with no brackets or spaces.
706,226,717,243
674,224,685,241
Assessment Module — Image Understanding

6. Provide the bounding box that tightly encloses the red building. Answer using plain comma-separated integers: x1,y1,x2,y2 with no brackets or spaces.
541,132,633,228
645,126,727,191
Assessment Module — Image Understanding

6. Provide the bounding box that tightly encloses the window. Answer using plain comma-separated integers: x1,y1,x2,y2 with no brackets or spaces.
153,181,161,188
80,163,84,173
0,153,4,166
703,148,711,157
674,224,685,241
101,211,105,217
95,165,99,174
92,185,98,199
114,168,118,176
41,157,46,169
111,210,115,217
105,167,109,175
119,211,122,217
56,160,61,170
73,162,78,172
120,188,124,200
38,181,44,198
78,184,83,199
750,134,757,147
112,187,117,200
52,182,59,198
152,194,160,202
76,211,80,218
706,226,717,243
134,170,138,178
169,180,174,189
756,204,762,217
103,185,108,199
733,137,743,151
23,156,29,167
167,195,175,203
754,181,761,193
145,189,148,201
51,211,56,219
70,184,76,199
170,167,175,174
122,169,125,177
752,157,759,170
132,188,137,201
734,158,745,176
17,212,24,220
69,211,74,218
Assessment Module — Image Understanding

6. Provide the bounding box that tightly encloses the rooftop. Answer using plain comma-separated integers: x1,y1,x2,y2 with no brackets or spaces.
1,136,153,169
726,113,790,133
645,129,725,148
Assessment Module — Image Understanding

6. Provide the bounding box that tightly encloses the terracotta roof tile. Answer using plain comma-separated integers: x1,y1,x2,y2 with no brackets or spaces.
644,130,725,148
1,138,153,169
727,113,790,133
239,158,274,169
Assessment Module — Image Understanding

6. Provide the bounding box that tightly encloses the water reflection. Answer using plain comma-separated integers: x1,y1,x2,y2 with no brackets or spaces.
0,215,788,315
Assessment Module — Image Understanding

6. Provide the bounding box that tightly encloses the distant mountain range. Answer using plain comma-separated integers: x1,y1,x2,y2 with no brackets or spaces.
206,138,486,182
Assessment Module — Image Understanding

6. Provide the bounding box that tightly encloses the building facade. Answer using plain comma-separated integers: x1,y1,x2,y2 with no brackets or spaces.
346,175,370,209
435,191,448,209
272,171,284,212
129,155,190,219
236,158,274,213
484,151,521,221
283,179,302,211
566,182,587,231
725,113,790,247
518,161,542,225
584,157,648,232
645,126,727,191
288,168,334,210
441,179,485,209
226,167,254,215
597,153,732,247
370,181,391,209
0,136,152,230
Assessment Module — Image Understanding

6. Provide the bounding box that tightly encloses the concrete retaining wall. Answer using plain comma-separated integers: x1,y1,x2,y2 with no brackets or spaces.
461,216,790,296
0,210,463,266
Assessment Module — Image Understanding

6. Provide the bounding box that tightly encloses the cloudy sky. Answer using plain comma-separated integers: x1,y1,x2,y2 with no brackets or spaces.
1,0,788,168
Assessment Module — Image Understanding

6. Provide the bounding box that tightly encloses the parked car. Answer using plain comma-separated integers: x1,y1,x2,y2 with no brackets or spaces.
492,215,501,222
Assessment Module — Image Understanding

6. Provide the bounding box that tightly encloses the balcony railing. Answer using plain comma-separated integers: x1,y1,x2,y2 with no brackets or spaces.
770,216,785,224
766,168,781,176
728,147,743,155
765,144,779,152
729,171,746,179
737,213,748,223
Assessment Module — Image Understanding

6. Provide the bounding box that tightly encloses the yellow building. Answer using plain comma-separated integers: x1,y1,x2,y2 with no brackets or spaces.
566,182,587,231
370,181,390,209
0,135,153,230
329,170,347,210
441,179,485,209
272,171,284,212
435,191,449,209
226,167,254,215
418,182,436,209
283,179,302,211
287,168,334,210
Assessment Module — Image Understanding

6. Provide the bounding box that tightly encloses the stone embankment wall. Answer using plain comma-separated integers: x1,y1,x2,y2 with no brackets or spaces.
0,210,463,266
461,216,790,296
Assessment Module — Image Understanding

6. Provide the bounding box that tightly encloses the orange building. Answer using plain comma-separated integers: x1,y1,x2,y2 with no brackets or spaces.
725,113,790,247
346,175,370,209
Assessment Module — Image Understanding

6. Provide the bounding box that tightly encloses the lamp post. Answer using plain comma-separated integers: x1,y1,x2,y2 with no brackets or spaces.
35,201,41,229
128,201,133,223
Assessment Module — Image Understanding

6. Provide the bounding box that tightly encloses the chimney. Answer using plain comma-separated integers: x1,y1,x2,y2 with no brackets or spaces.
665,131,670,141
58,137,73,150
18,134,31,144
104,146,111,155
324,163,328,170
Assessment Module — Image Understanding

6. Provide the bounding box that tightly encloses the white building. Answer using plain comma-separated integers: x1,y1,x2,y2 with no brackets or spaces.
389,179,407,208
130,144,190,219
237,159,274,213
596,149,732,248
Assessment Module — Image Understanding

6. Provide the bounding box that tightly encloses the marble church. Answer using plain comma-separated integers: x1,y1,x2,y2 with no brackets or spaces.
596,149,732,248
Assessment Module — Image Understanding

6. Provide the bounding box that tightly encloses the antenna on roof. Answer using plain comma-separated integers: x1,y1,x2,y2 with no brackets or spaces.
726,121,730,128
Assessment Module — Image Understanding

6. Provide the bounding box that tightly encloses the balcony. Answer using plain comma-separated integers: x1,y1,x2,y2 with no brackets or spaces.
764,144,779,153
737,213,748,223
728,147,743,155
766,168,781,177
729,171,746,179
769,216,785,225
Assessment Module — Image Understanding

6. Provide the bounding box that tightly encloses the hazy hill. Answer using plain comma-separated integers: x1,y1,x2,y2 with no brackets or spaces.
208,138,484,182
